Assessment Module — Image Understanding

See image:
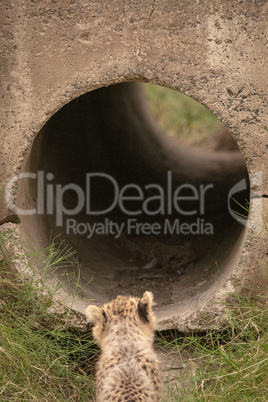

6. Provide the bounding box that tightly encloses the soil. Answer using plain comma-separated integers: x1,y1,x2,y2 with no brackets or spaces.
105,235,196,307
157,345,194,398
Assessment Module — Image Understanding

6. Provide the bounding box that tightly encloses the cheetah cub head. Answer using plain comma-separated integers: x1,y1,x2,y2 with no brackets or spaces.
86,291,157,346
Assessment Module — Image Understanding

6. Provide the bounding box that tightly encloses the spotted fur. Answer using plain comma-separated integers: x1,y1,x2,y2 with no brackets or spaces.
86,291,161,401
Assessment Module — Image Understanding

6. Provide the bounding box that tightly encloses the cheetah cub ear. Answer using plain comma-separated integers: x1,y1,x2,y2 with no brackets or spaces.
138,291,156,326
85,305,108,344
85,305,107,325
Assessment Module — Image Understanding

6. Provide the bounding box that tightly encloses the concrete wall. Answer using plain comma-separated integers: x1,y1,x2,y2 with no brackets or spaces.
0,0,267,330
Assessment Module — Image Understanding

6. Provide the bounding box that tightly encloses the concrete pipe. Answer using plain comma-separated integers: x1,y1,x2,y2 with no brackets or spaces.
0,0,267,330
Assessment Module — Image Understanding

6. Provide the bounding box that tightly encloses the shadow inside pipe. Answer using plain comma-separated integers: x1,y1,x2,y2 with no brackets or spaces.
18,82,250,326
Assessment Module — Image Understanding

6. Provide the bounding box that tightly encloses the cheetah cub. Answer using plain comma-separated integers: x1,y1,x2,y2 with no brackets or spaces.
86,291,161,401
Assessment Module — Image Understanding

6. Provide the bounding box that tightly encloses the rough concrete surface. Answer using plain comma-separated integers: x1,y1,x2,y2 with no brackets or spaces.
0,0,267,330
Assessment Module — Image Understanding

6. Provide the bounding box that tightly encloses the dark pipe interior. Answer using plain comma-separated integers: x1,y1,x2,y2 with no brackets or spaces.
18,82,249,327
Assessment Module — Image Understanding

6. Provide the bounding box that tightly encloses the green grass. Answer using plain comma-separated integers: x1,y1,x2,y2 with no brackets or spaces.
157,291,268,401
144,83,223,145
1,229,267,401
1,232,267,401
0,230,96,401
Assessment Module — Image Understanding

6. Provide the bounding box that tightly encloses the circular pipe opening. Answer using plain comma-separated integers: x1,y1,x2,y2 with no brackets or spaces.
18,82,249,329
